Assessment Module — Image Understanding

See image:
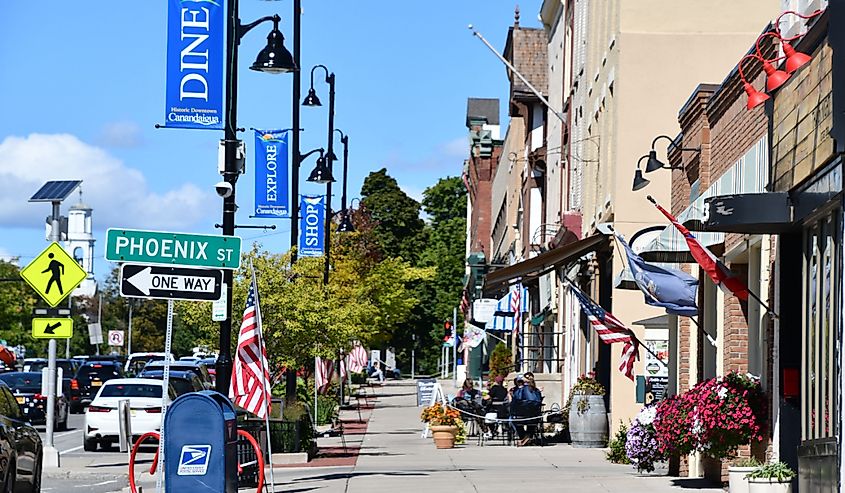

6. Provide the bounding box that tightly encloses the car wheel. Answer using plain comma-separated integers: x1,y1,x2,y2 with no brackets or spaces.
30,453,42,493
83,438,97,452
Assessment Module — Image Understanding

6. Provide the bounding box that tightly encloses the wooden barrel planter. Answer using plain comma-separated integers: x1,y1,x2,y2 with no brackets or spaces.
568,395,608,448
430,425,458,449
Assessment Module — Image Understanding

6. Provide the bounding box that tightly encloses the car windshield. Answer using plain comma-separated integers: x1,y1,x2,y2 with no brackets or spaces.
77,365,121,384
127,355,166,376
0,373,42,392
168,378,194,395
28,360,75,376
100,383,163,398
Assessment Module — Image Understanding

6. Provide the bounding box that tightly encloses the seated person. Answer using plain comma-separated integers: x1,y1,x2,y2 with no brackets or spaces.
370,361,385,383
456,378,481,402
510,375,543,446
482,376,510,436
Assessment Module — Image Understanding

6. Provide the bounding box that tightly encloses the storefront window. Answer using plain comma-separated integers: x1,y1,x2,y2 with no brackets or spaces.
802,209,840,441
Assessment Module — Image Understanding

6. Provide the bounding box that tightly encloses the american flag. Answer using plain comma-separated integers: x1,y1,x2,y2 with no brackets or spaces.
229,275,272,418
314,357,334,394
346,343,368,373
567,282,639,380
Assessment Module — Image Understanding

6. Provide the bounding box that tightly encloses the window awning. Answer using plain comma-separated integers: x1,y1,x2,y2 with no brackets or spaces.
484,234,609,292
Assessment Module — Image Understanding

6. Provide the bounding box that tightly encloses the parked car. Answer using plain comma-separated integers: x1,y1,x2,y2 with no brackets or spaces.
26,358,83,412
84,378,175,452
124,352,174,377
21,358,45,373
75,361,123,407
199,357,217,386
0,372,69,431
0,382,43,492
139,370,204,396
141,361,213,390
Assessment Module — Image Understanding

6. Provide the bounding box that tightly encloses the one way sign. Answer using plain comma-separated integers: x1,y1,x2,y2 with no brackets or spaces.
120,264,223,302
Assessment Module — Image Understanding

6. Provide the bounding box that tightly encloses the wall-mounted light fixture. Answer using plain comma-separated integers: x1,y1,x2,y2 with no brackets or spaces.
644,135,699,173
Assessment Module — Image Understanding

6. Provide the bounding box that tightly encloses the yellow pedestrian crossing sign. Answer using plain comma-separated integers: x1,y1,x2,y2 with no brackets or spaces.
31,318,73,339
20,242,88,307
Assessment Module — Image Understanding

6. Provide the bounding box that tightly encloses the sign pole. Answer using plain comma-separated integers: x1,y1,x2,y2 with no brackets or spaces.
156,299,174,493
96,292,102,356
127,301,133,356
452,307,457,386
44,201,60,468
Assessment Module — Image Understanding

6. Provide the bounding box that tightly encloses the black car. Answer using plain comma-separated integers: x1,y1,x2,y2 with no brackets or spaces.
141,361,213,390
138,370,205,396
26,358,83,413
75,361,123,407
0,382,43,492
0,373,69,431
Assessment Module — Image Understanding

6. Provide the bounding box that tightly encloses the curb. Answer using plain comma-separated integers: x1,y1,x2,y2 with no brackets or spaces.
43,468,128,481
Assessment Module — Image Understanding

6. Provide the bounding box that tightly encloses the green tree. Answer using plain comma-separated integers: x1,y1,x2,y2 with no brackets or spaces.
0,261,38,349
360,168,425,263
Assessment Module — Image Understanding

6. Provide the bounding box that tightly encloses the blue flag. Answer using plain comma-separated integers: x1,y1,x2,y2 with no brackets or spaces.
617,233,699,317
254,130,289,218
164,0,224,129
298,196,325,257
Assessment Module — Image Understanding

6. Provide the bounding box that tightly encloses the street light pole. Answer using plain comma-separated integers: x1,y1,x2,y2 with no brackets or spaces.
335,130,354,233
286,0,302,403
323,72,335,285
216,0,295,395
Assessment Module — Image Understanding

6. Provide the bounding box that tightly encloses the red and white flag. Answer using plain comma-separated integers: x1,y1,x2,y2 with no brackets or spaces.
345,344,368,373
230,275,272,418
567,282,639,380
651,199,749,300
315,357,334,394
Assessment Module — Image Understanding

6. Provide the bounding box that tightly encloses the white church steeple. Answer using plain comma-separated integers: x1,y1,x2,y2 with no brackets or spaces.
64,189,97,297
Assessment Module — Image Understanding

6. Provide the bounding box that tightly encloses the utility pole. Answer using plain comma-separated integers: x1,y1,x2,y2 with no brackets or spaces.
96,292,102,356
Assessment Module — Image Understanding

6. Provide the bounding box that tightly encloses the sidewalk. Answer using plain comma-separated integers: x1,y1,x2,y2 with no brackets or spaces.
267,380,726,493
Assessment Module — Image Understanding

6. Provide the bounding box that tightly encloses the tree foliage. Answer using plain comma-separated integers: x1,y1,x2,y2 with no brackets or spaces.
360,168,425,263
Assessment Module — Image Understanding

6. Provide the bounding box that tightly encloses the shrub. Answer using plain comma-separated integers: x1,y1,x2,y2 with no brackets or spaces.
488,342,512,381
746,461,795,482
606,422,630,464
420,402,463,427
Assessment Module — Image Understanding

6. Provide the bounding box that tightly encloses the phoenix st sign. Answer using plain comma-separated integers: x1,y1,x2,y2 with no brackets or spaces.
105,229,241,269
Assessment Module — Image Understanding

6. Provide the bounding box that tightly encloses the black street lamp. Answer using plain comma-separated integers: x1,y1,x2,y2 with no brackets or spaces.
303,65,336,286
216,0,295,396
334,129,355,233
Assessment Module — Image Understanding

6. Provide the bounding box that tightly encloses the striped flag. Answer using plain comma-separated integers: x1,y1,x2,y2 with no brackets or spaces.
346,343,368,373
315,357,334,394
230,274,272,418
651,199,749,301
567,282,639,380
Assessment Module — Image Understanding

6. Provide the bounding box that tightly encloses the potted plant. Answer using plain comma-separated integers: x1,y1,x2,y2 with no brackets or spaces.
566,373,608,447
625,405,666,473
729,456,762,493
420,402,463,449
746,461,795,493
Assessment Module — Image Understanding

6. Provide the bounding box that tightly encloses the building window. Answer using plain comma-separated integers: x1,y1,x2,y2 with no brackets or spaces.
73,247,84,267
801,208,839,440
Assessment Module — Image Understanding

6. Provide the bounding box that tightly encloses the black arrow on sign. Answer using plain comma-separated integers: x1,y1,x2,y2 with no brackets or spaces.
44,322,61,335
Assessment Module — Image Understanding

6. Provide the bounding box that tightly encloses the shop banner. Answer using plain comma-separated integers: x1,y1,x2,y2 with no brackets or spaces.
298,196,325,257
164,0,224,129
254,130,289,218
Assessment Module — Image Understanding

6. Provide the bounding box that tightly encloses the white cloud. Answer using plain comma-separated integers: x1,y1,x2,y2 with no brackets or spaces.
0,133,216,231
0,247,16,263
97,121,143,148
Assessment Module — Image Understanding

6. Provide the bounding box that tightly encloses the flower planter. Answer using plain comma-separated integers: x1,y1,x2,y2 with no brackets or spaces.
748,478,793,493
728,466,758,493
430,425,458,449
568,395,607,447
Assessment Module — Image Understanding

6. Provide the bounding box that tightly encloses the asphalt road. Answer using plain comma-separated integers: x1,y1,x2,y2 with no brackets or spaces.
38,413,154,493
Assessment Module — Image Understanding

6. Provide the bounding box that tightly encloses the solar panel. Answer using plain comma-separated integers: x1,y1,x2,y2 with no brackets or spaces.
29,180,82,202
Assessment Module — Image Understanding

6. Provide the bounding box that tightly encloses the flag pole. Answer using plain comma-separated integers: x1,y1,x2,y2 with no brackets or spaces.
687,316,717,347
250,262,277,493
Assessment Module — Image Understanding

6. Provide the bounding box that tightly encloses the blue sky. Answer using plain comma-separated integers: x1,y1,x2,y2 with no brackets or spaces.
0,0,539,281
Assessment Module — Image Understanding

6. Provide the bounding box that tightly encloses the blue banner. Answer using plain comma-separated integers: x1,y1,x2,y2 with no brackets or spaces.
254,130,289,218
299,196,325,257
164,0,224,129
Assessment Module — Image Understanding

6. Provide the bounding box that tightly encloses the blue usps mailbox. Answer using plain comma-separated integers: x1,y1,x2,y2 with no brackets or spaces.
164,390,238,492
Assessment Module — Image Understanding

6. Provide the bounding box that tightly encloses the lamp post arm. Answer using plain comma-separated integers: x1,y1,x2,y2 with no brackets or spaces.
651,134,700,153
340,135,349,214
310,64,329,90
636,155,649,170
300,147,324,161
237,14,280,42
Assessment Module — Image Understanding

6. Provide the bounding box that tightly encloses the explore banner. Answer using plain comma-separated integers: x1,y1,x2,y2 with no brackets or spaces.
254,130,289,218
164,0,224,129
298,196,325,257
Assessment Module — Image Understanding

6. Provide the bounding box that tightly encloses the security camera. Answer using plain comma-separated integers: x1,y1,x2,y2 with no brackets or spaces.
215,181,233,198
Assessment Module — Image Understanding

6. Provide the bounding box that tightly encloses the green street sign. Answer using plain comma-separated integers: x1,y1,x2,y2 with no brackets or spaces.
105,229,242,269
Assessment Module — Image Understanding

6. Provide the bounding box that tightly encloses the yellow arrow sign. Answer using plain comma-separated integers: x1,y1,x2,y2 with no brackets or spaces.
32,318,73,339
20,242,88,307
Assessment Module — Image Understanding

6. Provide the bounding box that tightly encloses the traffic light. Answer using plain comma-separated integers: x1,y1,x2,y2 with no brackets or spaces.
443,320,452,339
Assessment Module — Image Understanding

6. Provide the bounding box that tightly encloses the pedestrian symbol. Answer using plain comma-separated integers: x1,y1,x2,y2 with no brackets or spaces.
31,318,73,339
20,242,88,307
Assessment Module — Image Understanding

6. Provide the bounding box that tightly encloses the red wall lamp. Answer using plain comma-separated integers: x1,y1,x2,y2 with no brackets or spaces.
740,8,825,110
